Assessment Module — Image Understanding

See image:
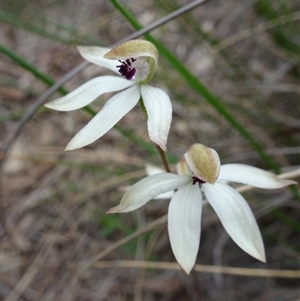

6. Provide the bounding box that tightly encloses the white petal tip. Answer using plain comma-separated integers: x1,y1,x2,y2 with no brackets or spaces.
254,251,266,263
257,256,266,263
44,103,57,110
106,208,117,214
65,143,78,151
64,146,71,151
44,101,75,112
107,203,133,214
65,137,89,151
267,179,298,189
180,265,193,275
280,179,298,187
246,248,266,263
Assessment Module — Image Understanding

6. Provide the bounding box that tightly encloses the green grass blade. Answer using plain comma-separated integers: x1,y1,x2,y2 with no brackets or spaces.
0,43,68,95
1,11,74,45
255,0,300,59
1,10,101,45
271,208,300,232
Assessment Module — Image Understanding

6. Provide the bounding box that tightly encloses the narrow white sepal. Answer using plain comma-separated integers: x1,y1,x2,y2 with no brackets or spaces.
219,164,297,189
45,76,134,111
141,85,172,151
168,183,202,274
203,182,266,262
77,46,119,73
65,85,140,150
107,174,190,213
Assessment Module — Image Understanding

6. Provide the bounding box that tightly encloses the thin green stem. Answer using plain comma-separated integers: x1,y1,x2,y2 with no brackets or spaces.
156,144,171,173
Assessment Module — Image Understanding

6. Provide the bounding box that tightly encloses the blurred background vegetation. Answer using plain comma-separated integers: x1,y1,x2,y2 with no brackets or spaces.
1,0,299,300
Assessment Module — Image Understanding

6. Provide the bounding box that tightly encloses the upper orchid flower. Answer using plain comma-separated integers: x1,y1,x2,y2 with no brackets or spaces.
107,143,297,274
45,40,172,151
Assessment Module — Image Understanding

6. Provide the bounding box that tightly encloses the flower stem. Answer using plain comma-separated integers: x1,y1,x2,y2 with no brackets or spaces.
155,144,171,173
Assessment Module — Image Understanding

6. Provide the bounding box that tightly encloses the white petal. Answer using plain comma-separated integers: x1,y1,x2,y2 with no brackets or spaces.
145,164,175,199
45,76,135,111
107,174,190,213
203,182,265,262
219,164,297,189
168,183,202,274
141,85,172,151
65,85,140,150
77,46,119,73
153,191,175,200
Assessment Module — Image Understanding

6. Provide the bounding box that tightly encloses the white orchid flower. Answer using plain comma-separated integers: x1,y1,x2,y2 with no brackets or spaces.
45,40,172,151
108,144,297,274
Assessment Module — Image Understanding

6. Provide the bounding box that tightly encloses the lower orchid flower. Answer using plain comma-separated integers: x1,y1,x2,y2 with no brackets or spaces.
107,143,297,274
45,40,172,151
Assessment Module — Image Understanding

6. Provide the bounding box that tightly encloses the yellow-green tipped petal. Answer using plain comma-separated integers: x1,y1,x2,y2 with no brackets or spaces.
104,40,158,84
184,143,220,184
104,39,158,61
